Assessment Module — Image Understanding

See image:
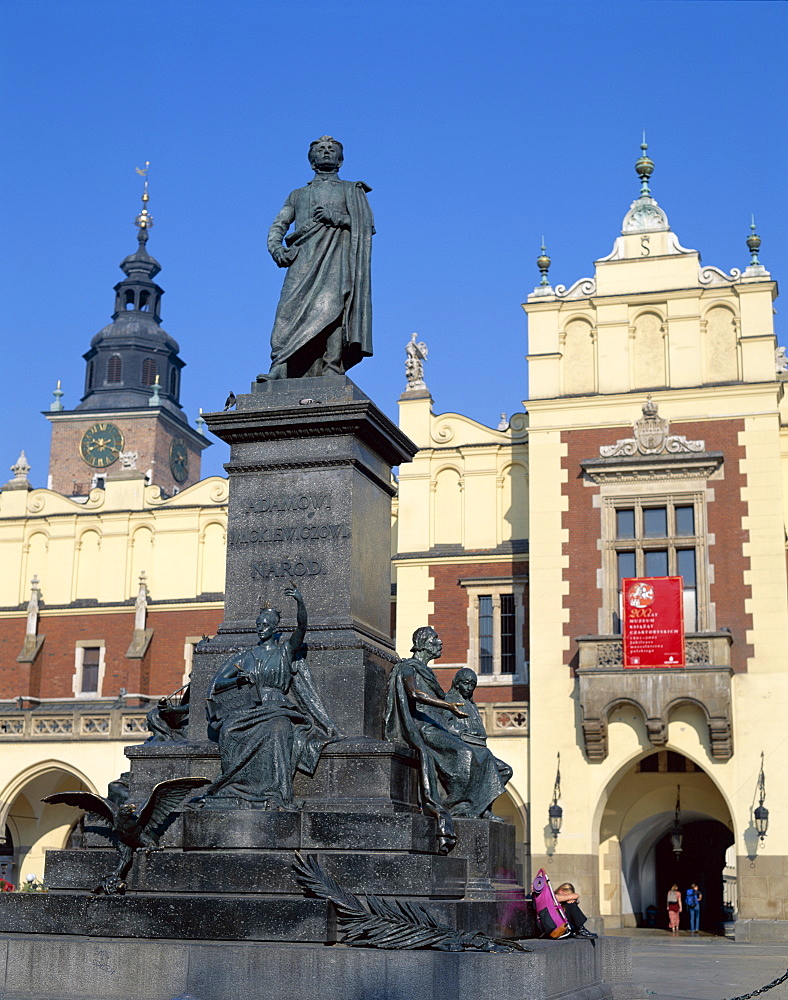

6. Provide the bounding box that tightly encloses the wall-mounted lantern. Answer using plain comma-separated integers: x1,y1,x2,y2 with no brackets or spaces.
754,751,769,842
670,785,683,857
548,753,563,839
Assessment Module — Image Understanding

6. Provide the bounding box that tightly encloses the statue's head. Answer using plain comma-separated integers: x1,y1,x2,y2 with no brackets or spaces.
256,607,280,636
450,667,477,699
309,135,344,171
411,626,442,659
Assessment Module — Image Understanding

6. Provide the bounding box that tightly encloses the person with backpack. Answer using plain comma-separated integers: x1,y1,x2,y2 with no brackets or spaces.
686,883,702,933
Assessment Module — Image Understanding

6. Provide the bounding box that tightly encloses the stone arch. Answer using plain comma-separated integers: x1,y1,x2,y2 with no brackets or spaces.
632,310,666,389
498,461,528,542
0,761,99,881
592,747,735,931
129,525,154,598
562,317,596,395
199,520,226,595
75,529,101,600
432,466,463,546
23,531,49,603
703,304,739,383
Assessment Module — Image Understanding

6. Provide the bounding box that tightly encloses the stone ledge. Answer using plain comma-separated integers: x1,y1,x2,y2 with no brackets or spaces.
0,933,639,1000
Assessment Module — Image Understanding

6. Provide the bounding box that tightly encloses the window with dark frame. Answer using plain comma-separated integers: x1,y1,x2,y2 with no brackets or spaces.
612,500,699,634
478,595,493,674
80,647,101,694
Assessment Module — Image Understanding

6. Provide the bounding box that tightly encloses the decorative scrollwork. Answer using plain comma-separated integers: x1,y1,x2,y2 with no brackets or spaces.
597,642,623,667
26,493,47,514
554,278,596,300
685,640,711,665
431,422,455,444
699,265,742,286
508,413,528,437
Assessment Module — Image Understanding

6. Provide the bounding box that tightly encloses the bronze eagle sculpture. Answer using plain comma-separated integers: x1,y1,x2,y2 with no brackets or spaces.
43,776,209,894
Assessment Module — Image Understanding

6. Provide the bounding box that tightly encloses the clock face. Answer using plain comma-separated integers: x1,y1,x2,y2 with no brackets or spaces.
80,422,124,468
169,438,189,483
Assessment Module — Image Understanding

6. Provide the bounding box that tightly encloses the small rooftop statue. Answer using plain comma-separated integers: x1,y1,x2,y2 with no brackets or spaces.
404,333,429,391
259,136,374,381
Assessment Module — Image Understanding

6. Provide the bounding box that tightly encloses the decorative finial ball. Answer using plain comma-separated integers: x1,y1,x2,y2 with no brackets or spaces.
536,248,551,272
746,230,762,253
635,149,654,181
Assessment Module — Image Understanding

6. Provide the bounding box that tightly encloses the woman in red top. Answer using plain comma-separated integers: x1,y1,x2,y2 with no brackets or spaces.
667,884,682,933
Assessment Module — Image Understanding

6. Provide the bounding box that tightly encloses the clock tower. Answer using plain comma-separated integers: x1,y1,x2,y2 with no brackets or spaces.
46,173,209,496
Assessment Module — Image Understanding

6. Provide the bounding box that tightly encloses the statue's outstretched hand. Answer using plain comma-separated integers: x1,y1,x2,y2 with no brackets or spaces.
284,584,303,602
272,245,298,267
448,703,468,719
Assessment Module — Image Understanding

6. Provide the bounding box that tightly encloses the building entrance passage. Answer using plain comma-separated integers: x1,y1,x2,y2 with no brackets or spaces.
654,818,734,934
598,748,735,933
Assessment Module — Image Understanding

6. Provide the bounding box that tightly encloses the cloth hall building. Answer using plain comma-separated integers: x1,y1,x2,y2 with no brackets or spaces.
1,153,786,941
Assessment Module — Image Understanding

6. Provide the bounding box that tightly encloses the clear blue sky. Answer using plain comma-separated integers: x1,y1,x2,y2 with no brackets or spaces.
3,0,787,484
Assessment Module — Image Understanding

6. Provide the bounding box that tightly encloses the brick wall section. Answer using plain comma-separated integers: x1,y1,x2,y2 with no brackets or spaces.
428,560,529,703
0,607,223,699
561,419,753,672
48,412,202,496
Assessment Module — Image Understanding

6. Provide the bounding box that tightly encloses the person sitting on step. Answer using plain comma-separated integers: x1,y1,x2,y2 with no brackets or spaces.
554,882,598,939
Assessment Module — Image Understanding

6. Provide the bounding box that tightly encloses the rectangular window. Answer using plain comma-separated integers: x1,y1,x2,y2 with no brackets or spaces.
463,579,527,683
605,495,707,635
73,642,106,697
500,594,516,674
478,596,494,674
80,648,100,693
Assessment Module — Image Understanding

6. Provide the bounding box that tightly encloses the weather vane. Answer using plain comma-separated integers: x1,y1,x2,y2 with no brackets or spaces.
134,161,153,233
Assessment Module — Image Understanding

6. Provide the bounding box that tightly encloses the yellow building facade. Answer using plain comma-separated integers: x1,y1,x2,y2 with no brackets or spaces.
396,148,788,939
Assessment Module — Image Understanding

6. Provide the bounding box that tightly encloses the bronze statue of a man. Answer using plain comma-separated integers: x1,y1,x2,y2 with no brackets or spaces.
261,136,374,380
384,627,512,854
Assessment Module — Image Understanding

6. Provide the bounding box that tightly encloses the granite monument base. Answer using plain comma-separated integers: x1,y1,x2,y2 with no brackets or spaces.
0,934,642,1000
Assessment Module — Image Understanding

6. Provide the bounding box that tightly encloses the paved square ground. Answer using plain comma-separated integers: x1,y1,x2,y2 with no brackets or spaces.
613,930,788,1000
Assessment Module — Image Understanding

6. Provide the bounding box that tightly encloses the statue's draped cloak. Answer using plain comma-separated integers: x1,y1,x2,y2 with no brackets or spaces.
267,177,374,373
384,658,508,827
204,641,337,807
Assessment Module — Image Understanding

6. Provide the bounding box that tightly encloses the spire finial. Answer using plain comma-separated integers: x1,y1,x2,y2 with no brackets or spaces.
537,239,551,287
50,380,64,412
196,407,206,436
635,134,654,197
746,214,762,266
134,161,154,244
148,374,161,407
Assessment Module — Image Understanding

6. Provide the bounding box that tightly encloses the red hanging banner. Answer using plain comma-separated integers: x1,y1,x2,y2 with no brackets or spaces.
622,576,685,668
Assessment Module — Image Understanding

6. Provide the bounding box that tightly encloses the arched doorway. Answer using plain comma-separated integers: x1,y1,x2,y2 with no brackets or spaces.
0,763,95,881
654,819,733,934
599,749,734,933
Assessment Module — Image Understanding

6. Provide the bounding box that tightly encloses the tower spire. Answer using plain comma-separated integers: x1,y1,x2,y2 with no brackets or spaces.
134,161,154,249
635,133,654,197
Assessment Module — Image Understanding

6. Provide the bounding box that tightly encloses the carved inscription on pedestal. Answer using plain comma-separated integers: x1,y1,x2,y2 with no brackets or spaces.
230,491,350,580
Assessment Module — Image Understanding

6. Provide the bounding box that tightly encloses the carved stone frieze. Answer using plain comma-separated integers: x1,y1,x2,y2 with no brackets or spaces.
600,397,704,458
576,633,734,762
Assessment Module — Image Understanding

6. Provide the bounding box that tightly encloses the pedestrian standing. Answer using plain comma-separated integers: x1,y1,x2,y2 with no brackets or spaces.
667,884,682,934
686,883,702,933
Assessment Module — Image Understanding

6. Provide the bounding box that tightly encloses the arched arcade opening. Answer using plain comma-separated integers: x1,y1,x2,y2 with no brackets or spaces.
598,748,734,934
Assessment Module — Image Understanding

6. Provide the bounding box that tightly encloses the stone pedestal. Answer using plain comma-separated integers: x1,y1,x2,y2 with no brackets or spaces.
190,375,416,742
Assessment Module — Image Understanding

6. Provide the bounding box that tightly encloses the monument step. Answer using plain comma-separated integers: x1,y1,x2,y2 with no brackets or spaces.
0,933,638,1000
182,807,438,852
44,849,468,898
0,892,530,943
